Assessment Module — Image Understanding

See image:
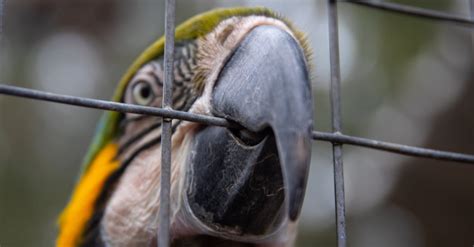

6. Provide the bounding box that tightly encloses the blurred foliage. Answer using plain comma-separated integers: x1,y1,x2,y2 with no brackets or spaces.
340,1,450,135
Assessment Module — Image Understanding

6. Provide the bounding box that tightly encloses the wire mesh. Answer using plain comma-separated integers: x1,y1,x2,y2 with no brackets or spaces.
0,1,474,246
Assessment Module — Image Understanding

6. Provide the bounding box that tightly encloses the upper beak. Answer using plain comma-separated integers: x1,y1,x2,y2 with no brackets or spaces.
184,25,313,239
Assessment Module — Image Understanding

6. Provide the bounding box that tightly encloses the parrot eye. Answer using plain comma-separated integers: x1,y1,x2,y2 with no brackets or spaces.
132,80,155,105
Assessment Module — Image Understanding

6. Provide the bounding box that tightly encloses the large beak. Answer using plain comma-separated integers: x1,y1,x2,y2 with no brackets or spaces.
184,26,313,239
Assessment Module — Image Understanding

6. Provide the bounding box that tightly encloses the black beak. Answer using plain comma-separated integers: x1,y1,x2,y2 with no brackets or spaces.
184,26,313,239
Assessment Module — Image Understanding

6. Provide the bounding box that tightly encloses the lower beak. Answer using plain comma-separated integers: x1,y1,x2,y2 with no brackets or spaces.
184,25,313,239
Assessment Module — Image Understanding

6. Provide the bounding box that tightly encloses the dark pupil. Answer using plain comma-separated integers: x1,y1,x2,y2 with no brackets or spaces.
140,83,151,99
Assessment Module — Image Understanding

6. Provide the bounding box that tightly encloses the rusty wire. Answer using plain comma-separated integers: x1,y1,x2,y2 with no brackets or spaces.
1,1,474,247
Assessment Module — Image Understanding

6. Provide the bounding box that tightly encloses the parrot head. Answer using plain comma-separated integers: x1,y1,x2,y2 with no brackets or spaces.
58,7,313,247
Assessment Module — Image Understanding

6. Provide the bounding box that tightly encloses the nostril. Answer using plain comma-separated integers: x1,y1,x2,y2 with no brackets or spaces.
229,127,269,146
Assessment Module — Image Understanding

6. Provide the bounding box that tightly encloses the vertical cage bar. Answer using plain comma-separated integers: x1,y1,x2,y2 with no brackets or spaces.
0,0,4,67
327,0,347,247
471,0,474,20
0,0,3,42
471,0,474,46
158,0,175,246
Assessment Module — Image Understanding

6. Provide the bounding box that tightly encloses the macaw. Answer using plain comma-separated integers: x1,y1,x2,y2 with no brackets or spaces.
57,7,313,247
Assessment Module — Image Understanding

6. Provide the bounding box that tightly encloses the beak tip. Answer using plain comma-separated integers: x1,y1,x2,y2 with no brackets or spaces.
280,133,311,222
289,188,305,221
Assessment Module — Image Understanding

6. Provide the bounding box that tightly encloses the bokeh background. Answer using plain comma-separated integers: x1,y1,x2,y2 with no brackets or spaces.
1,0,473,246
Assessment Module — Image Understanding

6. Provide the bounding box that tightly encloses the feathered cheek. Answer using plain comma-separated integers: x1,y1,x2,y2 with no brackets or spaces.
101,145,164,246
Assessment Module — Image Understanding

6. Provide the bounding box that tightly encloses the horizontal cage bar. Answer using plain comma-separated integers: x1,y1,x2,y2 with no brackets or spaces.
343,0,474,27
1,84,473,164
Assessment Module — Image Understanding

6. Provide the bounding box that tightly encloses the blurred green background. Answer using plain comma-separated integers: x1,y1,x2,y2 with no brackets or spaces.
1,0,473,246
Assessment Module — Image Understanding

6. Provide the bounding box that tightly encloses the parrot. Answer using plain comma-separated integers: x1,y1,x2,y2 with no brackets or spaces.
57,7,313,247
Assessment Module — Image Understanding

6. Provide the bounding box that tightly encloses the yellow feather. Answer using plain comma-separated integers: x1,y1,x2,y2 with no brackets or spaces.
57,143,119,247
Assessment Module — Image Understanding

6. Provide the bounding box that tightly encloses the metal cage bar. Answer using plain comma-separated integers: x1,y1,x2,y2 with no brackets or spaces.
327,1,346,246
0,1,474,246
1,84,473,164
0,0,4,47
158,0,176,246
471,0,474,48
344,0,474,27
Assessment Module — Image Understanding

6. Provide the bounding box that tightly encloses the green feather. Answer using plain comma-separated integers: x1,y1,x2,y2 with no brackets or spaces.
79,7,280,174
